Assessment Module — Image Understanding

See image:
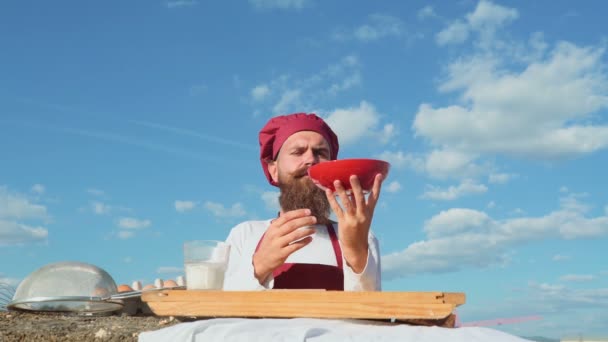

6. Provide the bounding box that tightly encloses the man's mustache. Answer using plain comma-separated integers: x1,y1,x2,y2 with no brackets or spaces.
291,168,310,179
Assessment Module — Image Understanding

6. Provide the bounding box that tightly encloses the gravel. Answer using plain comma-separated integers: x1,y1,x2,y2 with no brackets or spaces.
0,311,190,341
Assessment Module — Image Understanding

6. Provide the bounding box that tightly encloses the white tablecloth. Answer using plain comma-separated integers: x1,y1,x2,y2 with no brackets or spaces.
138,318,533,342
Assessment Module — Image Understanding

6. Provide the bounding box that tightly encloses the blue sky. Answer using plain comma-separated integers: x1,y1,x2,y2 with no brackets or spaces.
1,0,607,339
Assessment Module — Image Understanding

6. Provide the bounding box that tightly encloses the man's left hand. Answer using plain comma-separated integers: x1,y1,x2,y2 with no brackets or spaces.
325,173,383,273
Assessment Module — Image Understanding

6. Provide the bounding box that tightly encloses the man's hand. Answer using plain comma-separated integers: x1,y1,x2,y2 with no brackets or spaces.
252,208,317,284
326,173,383,273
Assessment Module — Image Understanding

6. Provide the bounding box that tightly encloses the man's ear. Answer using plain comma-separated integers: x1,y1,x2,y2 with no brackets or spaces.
267,160,279,184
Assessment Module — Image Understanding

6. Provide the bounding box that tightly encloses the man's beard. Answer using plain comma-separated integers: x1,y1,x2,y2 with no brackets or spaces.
278,169,332,225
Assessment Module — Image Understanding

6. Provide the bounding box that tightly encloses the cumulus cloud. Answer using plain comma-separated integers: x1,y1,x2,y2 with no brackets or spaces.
421,179,488,200
325,101,387,145
488,172,516,184
382,194,608,279
91,201,111,215
251,84,271,101
378,124,397,144
175,200,196,213
0,220,48,246
31,184,45,195
166,0,197,9
0,274,20,287
0,187,49,246
272,89,302,115
249,0,309,10
560,274,595,282
204,201,246,218
333,14,405,42
419,3,608,164
117,230,135,239
436,20,469,46
0,187,48,220
261,191,280,212
418,6,438,20
552,254,571,261
436,0,518,46
87,188,105,196
253,55,363,115
117,217,151,229
523,281,608,312
376,151,424,172
385,181,401,193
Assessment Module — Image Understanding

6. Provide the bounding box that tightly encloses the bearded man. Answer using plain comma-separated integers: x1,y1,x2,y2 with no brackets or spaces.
223,113,383,291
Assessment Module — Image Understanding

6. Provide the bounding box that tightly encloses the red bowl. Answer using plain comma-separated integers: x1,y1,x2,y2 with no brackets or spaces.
307,159,390,193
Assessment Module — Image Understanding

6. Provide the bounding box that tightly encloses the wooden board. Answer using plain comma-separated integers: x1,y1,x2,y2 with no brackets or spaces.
141,290,465,322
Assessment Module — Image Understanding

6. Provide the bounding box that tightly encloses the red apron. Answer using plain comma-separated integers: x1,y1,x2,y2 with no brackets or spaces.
255,223,344,291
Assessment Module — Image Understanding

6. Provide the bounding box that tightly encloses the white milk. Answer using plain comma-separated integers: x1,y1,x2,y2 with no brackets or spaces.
185,261,226,290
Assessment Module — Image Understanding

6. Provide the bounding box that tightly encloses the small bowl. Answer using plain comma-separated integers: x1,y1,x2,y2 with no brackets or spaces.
307,158,390,193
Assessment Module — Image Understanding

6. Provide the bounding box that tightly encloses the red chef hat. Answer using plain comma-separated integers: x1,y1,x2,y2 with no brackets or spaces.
259,113,339,186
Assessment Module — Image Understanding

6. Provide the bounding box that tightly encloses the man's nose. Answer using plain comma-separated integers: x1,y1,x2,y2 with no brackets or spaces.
303,149,320,165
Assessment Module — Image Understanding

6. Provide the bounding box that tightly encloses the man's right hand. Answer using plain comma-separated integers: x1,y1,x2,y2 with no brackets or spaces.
252,208,317,284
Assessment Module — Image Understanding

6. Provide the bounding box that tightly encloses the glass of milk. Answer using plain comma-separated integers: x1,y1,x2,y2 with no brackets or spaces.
183,240,231,290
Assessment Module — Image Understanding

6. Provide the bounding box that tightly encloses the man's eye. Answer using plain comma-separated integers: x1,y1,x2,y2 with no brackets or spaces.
317,151,330,158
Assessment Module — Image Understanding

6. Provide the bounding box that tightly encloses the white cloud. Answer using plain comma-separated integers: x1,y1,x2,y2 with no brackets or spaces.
466,0,518,32
424,149,483,180
157,266,183,274
524,281,608,311
378,124,397,144
421,179,488,201
385,181,401,193
117,217,151,229
423,208,493,239
87,188,105,196
204,201,246,218
334,14,404,42
436,0,518,46
249,0,309,10
166,0,197,9
487,201,496,208
175,200,196,213
324,101,382,145
0,220,48,246
261,191,280,212
91,201,111,215
436,20,469,46
117,230,135,239
418,6,438,20
0,274,20,287
31,184,45,195
0,187,48,220
560,274,595,282
376,151,424,172
414,41,608,160
272,89,302,115
488,172,516,184
0,187,49,246
328,72,361,95
382,194,608,279
257,55,363,115
552,254,570,261
251,84,271,101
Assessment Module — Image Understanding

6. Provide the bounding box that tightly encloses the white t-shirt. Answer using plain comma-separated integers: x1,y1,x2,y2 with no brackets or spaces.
222,219,381,291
